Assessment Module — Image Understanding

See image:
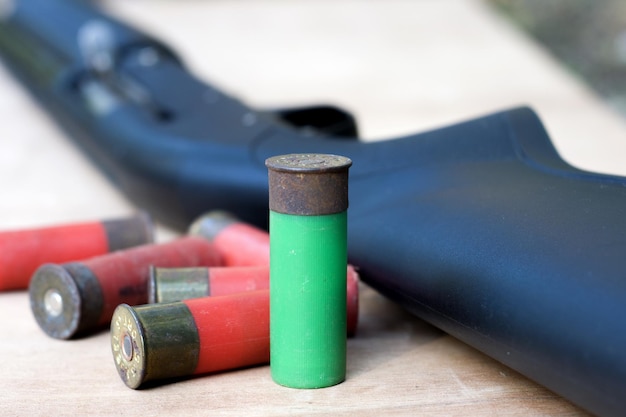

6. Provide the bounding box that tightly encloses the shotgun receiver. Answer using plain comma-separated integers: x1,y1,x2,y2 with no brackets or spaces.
1,1,626,415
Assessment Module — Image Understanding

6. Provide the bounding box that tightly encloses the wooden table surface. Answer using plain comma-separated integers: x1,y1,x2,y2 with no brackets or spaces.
1,1,625,415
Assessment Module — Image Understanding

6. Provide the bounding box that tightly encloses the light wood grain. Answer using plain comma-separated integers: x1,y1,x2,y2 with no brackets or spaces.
3,0,623,415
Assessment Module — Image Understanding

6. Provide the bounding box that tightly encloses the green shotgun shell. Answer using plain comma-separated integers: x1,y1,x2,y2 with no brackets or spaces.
265,153,352,389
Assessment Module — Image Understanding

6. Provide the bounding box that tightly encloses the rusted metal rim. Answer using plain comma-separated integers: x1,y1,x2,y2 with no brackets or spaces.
266,153,352,215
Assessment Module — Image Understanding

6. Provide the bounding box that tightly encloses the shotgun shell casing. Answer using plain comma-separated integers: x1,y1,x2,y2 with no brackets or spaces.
148,265,360,336
111,290,270,389
29,236,222,339
189,211,270,266
0,213,153,291
266,153,352,389
148,265,269,303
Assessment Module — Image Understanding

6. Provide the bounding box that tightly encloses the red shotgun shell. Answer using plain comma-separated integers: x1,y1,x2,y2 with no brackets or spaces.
147,265,270,302
0,213,153,291
111,290,270,389
189,211,270,266
29,236,223,339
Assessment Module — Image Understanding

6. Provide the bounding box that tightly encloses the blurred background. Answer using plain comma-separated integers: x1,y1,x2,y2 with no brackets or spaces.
488,0,626,118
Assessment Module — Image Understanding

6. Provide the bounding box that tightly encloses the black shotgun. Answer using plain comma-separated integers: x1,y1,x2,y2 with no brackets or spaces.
1,1,625,415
